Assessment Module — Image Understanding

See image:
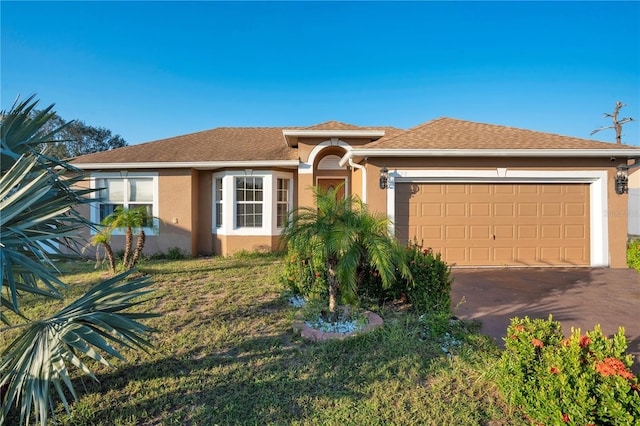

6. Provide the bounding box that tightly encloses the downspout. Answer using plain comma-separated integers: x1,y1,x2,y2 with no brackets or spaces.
348,158,366,203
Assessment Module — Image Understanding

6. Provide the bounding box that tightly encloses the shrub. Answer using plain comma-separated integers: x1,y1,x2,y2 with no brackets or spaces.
498,316,640,425
280,243,327,300
627,239,640,272
167,246,186,260
360,240,452,315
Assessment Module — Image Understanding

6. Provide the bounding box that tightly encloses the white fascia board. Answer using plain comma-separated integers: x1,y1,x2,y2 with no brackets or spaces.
349,148,640,158
73,160,300,170
282,130,386,138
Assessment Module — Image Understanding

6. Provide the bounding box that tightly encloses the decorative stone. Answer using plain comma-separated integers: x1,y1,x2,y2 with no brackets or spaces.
294,311,384,342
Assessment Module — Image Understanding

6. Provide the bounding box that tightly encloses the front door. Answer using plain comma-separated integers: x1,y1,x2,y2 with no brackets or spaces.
317,178,347,199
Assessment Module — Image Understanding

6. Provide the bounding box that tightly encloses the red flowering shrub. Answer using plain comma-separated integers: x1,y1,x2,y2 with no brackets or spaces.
499,316,640,425
280,243,327,298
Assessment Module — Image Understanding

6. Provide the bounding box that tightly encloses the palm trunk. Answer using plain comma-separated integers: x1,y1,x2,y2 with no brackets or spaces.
327,259,339,321
103,242,116,273
128,229,146,270
123,226,133,267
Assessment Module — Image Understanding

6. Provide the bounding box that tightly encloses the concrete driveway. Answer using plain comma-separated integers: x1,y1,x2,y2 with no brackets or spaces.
450,268,640,371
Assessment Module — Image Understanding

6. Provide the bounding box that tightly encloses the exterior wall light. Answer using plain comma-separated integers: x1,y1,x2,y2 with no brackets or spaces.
615,164,629,195
379,166,389,190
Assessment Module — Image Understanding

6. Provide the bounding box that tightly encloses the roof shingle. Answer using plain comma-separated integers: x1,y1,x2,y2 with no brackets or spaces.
367,117,640,150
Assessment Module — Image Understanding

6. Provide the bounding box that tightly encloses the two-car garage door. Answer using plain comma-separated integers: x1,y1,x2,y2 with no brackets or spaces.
395,183,590,266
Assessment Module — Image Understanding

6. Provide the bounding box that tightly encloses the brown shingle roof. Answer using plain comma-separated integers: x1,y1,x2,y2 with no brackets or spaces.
367,117,640,150
72,117,640,166
73,127,298,164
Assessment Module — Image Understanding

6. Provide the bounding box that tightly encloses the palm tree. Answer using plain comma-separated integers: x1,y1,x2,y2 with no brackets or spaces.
91,228,117,273
102,206,151,270
0,96,157,425
281,185,410,319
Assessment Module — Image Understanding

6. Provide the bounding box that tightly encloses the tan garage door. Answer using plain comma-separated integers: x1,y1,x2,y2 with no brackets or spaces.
395,183,590,266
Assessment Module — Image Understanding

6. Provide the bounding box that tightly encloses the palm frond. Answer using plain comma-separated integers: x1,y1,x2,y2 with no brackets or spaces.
0,270,157,425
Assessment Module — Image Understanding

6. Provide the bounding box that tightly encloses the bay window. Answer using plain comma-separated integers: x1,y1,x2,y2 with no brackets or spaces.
213,172,292,235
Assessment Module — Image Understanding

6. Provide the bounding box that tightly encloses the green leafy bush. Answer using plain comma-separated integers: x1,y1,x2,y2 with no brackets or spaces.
280,243,327,300
498,316,640,425
167,246,187,260
627,239,640,272
360,240,452,315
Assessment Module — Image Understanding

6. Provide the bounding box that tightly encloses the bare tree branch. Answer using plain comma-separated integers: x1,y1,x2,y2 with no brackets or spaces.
591,101,635,144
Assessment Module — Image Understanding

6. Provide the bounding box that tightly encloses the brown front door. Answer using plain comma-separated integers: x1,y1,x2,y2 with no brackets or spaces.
317,178,346,199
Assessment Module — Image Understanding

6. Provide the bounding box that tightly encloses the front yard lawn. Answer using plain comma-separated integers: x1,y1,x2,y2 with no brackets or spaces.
2,255,526,425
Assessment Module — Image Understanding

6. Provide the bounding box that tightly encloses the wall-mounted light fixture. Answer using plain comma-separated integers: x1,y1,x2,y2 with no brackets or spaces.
615,164,629,195
379,166,389,190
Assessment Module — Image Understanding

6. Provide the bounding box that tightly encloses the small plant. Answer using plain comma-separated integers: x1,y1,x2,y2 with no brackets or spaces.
627,238,640,272
498,316,640,425
167,246,186,260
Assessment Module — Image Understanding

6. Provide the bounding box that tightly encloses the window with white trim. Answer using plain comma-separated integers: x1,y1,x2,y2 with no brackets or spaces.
215,177,223,228
96,177,155,225
276,178,290,227
235,177,263,228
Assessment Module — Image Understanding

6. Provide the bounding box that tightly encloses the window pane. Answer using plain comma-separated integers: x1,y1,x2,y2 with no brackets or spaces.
99,179,124,202
129,178,153,202
215,178,223,201
216,204,223,227
99,203,122,222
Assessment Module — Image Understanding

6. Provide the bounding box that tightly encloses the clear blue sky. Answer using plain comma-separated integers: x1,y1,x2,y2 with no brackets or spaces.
2,1,639,146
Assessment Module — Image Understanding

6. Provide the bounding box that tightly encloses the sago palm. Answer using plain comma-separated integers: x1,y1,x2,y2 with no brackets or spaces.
0,96,157,425
281,185,410,319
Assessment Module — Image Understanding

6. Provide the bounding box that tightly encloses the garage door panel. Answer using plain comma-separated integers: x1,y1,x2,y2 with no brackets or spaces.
565,203,585,216
422,225,442,239
396,182,589,266
445,247,467,261
422,203,441,216
470,184,490,195
493,247,514,262
494,203,514,216
446,225,466,239
494,185,516,195
565,225,587,239
470,247,490,262
470,225,490,239
518,203,538,216
470,202,490,216
494,225,514,239
446,203,466,216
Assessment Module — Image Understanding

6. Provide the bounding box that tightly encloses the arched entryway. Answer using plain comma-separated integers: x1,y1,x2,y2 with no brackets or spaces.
315,150,349,199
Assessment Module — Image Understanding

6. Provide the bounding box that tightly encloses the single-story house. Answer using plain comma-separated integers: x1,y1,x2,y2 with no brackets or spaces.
72,117,640,268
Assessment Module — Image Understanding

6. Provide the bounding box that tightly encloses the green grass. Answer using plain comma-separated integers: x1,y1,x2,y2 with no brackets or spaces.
3,255,527,425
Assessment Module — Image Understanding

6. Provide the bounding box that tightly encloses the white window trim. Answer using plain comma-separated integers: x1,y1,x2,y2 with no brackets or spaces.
385,169,609,267
90,172,159,236
275,177,293,230
212,170,293,236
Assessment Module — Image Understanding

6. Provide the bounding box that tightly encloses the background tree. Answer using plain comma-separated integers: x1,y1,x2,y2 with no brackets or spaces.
0,95,156,425
281,185,410,320
35,110,127,159
591,101,635,144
